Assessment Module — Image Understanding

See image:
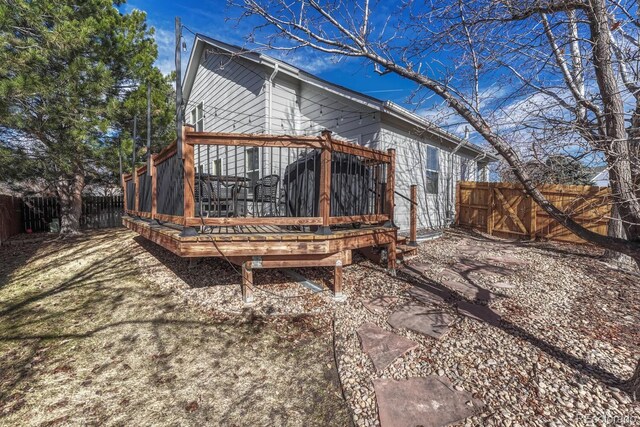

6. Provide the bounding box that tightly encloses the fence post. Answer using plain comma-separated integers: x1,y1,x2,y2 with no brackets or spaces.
528,193,537,240
487,183,494,235
180,125,197,237
409,184,418,246
316,130,333,235
385,148,396,228
455,181,461,226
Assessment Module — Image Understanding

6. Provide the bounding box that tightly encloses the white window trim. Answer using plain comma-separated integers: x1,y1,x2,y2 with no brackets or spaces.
245,147,261,194
425,145,440,195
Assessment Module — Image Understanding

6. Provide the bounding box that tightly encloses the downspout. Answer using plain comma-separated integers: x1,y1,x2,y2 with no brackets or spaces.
265,63,279,176
267,63,279,134
446,127,469,226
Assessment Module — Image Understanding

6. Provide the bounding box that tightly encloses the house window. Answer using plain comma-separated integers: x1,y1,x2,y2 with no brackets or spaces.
211,158,223,176
246,147,260,192
460,159,469,181
191,102,204,131
426,146,439,194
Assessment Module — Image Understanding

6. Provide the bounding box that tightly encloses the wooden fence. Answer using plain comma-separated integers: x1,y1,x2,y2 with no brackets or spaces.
0,195,22,243
21,195,124,233
456,181,611,244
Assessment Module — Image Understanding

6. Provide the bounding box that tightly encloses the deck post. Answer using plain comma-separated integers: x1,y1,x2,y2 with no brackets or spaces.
316,130,333,235
242,261,254,304
180,125,197,237
387,240,397,276
134,168,140,216
384,148,396,228
409,184,418,246
332,259,345,301
149,155,160,227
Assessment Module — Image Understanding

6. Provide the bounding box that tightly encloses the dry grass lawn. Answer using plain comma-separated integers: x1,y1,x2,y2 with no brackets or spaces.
0,230,350,426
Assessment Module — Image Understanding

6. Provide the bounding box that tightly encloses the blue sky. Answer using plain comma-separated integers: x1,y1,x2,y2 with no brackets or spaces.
120,0,433,117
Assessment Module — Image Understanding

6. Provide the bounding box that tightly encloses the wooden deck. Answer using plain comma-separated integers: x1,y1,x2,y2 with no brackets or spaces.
122,129,418,303
124,216,396,257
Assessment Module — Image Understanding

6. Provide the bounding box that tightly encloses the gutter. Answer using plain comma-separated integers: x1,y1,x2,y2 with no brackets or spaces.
266,63,279,134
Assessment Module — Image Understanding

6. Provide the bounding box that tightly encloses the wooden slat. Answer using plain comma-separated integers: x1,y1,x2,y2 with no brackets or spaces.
386,149,396,224
153,141,178,165
456,181,612,245
329,214,389,225
151,156,157,219
155,213,186,225
331,140,391,163
493,189,528,234
182,125,195,221
185,132,324,149
319,131,332,229
185,216,322,227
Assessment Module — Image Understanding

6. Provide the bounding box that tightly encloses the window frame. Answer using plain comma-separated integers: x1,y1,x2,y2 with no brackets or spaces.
191,102,204,132
425,145,439,195
245,147,260,193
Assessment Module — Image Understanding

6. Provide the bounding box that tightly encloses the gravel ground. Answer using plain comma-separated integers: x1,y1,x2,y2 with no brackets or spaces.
126,230,640,426
130,228,639,426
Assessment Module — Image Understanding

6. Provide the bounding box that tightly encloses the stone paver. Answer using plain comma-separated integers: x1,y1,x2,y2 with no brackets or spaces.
456,301,502,326
491,281,515,289
373,376,484,427
356,323,418,372
388,304,455,339
407,286,447,305
484,254,529,267
363,296,398,314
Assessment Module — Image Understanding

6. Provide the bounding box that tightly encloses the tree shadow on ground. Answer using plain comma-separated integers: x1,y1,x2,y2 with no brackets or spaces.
391,264,626,392
0,231,351,426
132,235,317,291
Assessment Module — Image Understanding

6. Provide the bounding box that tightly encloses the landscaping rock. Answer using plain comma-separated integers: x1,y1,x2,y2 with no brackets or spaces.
362,296,398,314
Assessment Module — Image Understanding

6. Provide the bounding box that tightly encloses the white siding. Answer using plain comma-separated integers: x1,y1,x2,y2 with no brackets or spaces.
186,48,489,228
379,123,479,231
188,48,267,177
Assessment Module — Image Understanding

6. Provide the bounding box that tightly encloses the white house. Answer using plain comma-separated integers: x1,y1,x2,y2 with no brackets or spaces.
182,35,498,232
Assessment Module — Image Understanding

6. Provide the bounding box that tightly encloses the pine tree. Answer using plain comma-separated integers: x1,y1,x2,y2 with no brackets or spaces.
0,0,174,234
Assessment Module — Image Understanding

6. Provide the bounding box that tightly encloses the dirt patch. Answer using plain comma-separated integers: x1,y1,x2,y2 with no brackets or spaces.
0,230,350,426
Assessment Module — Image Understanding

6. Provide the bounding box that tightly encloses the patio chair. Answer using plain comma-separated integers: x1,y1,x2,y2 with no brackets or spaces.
253,174,280,217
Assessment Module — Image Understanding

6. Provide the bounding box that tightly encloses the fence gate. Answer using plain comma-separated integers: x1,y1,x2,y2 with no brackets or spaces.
456,181,610,244
21,195,124,233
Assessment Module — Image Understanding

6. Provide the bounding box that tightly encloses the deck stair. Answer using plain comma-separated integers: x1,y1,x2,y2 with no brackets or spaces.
396,236,418,261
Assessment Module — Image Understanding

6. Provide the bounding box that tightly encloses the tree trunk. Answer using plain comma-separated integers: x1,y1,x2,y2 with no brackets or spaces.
57,172,84,236
624,359,640,401
604,205,639,271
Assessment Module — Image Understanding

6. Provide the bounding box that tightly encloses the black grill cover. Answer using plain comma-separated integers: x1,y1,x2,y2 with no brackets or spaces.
283,152,371,217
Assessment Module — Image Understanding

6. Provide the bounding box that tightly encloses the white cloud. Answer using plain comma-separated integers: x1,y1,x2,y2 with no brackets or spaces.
153,28,176,76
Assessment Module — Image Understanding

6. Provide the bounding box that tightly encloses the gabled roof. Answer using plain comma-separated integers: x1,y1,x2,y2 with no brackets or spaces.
183,34,498,162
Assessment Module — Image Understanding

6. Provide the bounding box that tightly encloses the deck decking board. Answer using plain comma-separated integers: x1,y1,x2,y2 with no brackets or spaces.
123,217,396,258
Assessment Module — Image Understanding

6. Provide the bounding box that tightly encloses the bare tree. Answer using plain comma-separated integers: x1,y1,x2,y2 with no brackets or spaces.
236,0,640,398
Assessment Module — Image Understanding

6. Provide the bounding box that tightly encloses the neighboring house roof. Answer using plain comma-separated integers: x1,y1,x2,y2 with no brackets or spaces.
183,34,499,163
591,167,609,187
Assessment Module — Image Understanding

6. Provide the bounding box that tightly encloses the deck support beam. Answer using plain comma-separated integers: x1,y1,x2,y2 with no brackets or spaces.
242,261,254,304
384,148,396,228
317,130,333,236
387,240,397,276
333,260,344,300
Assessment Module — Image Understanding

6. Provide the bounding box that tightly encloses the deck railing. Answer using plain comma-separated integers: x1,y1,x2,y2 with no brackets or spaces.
122,126,396,234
